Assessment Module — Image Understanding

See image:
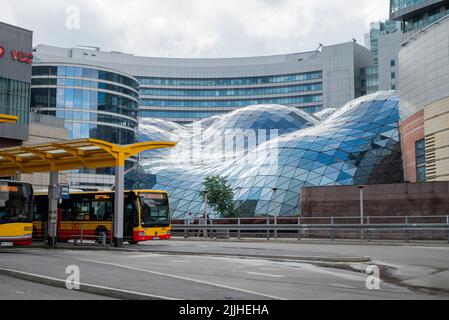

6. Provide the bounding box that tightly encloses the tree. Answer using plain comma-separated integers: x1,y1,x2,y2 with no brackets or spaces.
202,176,238,218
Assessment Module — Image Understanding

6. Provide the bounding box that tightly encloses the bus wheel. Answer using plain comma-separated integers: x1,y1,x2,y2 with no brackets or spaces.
128,241,139,245
95,227,108,244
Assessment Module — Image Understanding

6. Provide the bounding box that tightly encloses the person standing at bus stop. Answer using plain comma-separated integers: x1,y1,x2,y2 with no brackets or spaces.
185,212,193,238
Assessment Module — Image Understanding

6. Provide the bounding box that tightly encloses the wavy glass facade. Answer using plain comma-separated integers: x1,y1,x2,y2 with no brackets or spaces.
33,42,373,124
30,63,139,189
129,92,404,218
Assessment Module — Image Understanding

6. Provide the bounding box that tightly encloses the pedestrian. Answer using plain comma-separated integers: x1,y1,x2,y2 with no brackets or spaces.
184,212,193,238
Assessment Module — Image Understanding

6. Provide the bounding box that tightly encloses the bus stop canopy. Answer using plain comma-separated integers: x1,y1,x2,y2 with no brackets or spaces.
0,138,177,175
0,114,18,123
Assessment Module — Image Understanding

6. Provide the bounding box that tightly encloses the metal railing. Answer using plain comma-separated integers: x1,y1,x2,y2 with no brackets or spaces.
173,215,449,243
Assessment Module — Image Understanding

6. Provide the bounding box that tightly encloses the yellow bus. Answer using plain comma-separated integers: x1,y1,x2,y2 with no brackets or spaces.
33,190,171,244
0,180,34,247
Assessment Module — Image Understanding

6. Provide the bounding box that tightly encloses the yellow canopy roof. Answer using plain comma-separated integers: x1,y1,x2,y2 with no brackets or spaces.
0,138,176,175
0,114,18,123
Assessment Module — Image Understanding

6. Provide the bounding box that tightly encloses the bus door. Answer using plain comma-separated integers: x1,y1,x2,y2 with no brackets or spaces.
123,193,136,240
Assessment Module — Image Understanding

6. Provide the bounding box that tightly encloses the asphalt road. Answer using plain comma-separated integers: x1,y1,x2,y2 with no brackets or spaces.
0,274,115,300
0,240,448,300
137,239,449,268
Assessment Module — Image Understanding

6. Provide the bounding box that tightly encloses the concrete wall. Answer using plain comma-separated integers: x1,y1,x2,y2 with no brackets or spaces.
399,16,449,121
378,30,404,90
300,182,449,217
0,22,32,83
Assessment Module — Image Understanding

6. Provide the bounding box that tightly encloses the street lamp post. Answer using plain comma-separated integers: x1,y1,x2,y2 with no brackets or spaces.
272,187,278,216
203,190,209,238
272,187,278,239
359,185,364,240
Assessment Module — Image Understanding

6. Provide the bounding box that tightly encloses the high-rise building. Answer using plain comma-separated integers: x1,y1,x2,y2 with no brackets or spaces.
30,62,140,190
398,14,449,183
0,21,33,147
361,20,403,95
33,42,373,124
390,0,449,36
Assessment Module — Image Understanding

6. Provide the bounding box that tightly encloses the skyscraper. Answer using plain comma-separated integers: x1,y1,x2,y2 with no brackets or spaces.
390,0,449,36
361,20,403,95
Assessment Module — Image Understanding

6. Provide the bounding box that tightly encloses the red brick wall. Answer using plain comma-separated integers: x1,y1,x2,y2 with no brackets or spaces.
399,111,425,183
300,182,449,218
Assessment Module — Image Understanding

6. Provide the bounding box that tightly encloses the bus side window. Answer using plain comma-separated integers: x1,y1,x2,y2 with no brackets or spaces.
91,200,113,221
61,199,73,221
34,197,49,221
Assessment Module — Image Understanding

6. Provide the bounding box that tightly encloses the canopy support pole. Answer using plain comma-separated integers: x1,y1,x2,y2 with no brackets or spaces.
47,171,59,246
113,157,125,247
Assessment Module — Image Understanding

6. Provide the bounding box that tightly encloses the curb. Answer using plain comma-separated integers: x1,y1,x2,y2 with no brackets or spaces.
132,250,372,263
0,267,175,300
19,245,371,263
170,237,449,247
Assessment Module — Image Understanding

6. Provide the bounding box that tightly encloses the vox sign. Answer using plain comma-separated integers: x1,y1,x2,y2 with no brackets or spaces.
0,44,33,64
11,49,33,64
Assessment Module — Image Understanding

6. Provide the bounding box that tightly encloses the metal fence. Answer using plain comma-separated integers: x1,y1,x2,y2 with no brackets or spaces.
172,215,449,242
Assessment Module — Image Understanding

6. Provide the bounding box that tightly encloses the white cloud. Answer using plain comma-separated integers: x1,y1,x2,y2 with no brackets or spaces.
0,0,389,58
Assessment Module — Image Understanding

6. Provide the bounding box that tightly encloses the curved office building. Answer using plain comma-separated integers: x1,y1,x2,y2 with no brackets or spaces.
33,42,373,124
129,91,404,218
30,63,139,189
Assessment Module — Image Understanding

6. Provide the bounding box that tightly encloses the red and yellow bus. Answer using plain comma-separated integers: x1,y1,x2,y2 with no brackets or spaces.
33,190,171,244
0,181,34,247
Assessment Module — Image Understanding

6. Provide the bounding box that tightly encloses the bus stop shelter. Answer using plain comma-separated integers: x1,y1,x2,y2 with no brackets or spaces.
0,138,176,247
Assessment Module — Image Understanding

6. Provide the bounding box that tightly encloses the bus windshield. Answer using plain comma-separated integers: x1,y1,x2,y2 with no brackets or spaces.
0,183,33,224
139,193,170,228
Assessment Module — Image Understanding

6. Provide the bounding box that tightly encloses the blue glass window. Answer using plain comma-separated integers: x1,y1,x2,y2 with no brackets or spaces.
141,95,322,108
140,83,322,97
137,71,322,87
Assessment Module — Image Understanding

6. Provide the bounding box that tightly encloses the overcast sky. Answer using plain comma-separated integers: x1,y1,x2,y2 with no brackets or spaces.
1,0,390,58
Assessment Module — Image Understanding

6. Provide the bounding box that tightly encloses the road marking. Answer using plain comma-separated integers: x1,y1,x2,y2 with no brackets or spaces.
275,262,366,282
77,258,287,300
171,260,191,264
246,272,286,278
403,246,449,251
260,268,283,271
122,254,165,259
